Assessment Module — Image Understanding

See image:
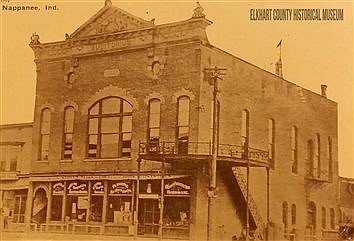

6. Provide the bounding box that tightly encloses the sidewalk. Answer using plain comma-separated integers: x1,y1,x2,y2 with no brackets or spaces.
0,231,186,241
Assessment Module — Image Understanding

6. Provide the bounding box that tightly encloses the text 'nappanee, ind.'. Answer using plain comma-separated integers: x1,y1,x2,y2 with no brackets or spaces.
1,4,59,12
250,9,344,21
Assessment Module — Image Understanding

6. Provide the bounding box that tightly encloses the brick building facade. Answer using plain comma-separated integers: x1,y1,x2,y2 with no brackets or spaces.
1,1,352,240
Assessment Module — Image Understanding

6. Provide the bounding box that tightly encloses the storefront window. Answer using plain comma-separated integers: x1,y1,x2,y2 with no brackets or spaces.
90,181,104,222
51,182,64,221
65,181,88,222
13,194,27,223
106,181,132,224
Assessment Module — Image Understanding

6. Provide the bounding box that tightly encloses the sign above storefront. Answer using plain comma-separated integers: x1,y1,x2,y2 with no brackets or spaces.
53,182,65,195
68,181,88,194
92,181,104,194
165,181,190,196
109,182,132,195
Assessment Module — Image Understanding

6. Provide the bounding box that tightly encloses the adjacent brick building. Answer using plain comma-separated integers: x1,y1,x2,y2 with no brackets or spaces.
1,1,352,240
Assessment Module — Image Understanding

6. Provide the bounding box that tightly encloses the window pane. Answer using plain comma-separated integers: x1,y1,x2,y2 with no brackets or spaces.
122,116,132,132
89,103,99,115
102,98,121,114
41,109,51,134
150,100,160,114
88,135,98,158
178,97,190,126
65,107,75,132
101,134,119,158
101,117,120,133
149,114,160,128
123,101,132,113
150,128,160,139
178,127,189,139
89,118,98,134
41,134,49,160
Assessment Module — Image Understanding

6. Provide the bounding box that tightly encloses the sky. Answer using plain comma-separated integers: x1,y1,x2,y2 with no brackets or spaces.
0,0,353,177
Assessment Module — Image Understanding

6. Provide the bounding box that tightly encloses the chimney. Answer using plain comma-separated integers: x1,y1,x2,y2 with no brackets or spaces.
275,58,283,78
321,84,327,98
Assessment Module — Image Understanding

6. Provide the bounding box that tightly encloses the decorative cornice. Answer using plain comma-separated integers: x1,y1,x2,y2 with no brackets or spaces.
82,85,139,113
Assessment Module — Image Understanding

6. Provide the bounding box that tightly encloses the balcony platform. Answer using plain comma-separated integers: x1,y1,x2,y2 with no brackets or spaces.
138,141,269,168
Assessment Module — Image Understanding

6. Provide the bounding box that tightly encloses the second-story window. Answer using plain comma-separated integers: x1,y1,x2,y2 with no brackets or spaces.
315,133,321,178
291,126,298,173
330,208,335,229
282,201,289,230
88,97,132,159
291,204,296,225
327,137,333,180
241,110,249,153
148,99,161,143
268,119,275,169
39,108,51,161
321,207,326,229
63,106,75,159
177,96,190,154
307,140,314,176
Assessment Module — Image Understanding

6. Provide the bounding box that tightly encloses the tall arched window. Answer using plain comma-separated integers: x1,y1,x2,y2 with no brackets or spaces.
291,126,298,173
268,119,275,169
282,202,289,230
63,106,75,159
327,137,333,180
330,208,335,229
87,97,132,158
307,140,314,176
241,110,249,153
307,202,317,229
291,204,296,225
177,96,190,154
39,108,51,160
315,133,321,178
321,207,326,229
148,99,161,142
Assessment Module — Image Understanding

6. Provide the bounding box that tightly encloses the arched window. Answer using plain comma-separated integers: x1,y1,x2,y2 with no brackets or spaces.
321,207,326,229
307,202,317,229
291,126,298,173
330,208,335,229
39,108,51,160
268,119,275,169
315,133,321,178
63,106,75,159
307,140,314,176
177,96,190,154
148,99,161,142
241,110,249,151
291,204,296,225
87,97,132,158
282,202,289,230
327,137,333,180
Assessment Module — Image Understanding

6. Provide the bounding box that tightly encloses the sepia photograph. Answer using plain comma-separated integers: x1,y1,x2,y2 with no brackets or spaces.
0,0,353,240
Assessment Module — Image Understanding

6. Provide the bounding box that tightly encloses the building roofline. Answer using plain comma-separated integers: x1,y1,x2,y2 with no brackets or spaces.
339,176,354,182
0,122,33,129
204,43,338,105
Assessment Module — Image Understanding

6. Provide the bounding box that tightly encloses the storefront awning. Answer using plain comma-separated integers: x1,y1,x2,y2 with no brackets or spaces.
0,178,29,190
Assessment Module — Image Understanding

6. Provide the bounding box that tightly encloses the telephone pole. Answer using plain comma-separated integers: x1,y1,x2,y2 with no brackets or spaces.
204,66,226,241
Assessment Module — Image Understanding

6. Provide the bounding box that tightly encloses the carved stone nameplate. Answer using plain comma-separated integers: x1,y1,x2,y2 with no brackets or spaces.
104,68,120,77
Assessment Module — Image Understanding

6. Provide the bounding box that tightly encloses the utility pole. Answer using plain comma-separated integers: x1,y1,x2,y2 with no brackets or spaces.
204,66,226,241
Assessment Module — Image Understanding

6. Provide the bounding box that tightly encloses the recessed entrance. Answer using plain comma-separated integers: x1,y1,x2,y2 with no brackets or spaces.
138,198,160,236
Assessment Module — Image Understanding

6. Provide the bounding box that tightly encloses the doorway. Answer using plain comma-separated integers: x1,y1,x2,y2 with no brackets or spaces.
138,198,160,236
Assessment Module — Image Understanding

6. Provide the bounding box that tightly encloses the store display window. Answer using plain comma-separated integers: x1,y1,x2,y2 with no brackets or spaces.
65,181,88,222
106,181,132,224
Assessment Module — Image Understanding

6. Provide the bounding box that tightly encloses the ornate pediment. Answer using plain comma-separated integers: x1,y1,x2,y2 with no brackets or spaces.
70,3,153,38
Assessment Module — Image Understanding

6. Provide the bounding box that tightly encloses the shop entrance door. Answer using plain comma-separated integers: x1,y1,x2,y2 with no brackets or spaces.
138,198,160,236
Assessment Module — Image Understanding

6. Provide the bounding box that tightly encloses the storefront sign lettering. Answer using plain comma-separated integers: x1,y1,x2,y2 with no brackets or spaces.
68,182,88,194
92,181,104,194
91,39,129,52
110,182,132,194
53,182,65,195
165,181,190,195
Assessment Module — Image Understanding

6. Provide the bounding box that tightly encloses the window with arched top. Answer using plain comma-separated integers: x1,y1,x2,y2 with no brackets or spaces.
330,208,335,229
307,140,314,176
63,106,75,159
148,99,161,142
291,204,296,225
87,97,132,158
327,137,333,180
315,133,321,178
241,109,249,149
321,207,326,229
268,119,275,169
39,108,51,160
177,96,190,154
282,202,289,230
307,202,317,229
291,126,298,173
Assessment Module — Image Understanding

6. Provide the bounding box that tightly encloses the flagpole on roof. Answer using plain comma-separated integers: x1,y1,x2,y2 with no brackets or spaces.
275,39,283,78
